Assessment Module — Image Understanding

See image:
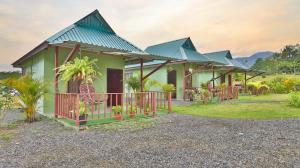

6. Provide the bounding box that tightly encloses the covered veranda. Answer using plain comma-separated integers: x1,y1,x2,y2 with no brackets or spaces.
53,41,178,126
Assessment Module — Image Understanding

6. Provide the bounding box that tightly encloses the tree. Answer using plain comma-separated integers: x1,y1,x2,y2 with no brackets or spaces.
2,75,47,122
281,45,300,74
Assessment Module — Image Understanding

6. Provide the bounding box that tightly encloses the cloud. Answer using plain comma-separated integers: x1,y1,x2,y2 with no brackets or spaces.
0,0,299,65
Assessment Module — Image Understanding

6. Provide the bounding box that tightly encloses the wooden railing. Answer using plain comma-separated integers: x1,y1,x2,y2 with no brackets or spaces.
216,86,239,101
55,92,172,126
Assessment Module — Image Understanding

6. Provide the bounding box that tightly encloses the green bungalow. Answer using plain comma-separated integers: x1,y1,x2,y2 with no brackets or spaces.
12,10,175,124
125,38,250,101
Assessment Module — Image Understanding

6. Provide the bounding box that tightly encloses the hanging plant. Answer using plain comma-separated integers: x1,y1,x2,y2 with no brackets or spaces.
57,56,101,84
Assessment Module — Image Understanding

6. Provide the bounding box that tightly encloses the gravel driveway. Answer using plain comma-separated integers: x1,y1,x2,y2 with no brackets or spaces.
0,113,299,168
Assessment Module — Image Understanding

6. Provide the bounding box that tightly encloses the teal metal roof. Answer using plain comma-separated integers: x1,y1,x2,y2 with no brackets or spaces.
203,50,250,71
229,59,250,70
126,60,165,69
47,10,143,53
203,50,233,65
145,37,212,63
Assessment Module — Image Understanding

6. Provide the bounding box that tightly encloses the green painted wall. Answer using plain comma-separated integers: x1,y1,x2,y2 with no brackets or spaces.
22,50,45,114
22,46,124,117
126,64,184,100
192,71,233,88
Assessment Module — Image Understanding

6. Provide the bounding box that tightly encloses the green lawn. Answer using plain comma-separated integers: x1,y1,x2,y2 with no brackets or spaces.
173,94,300,120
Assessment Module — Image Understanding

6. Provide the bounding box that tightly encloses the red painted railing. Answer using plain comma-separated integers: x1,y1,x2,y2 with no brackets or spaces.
216,86,239,101
55,92,172,126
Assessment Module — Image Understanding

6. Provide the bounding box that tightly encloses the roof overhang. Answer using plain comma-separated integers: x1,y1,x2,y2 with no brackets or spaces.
12,41,48,67
12,41,179,67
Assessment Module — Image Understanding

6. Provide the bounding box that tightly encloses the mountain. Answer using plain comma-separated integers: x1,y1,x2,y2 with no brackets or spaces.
0,64,20,72
234,51,274,67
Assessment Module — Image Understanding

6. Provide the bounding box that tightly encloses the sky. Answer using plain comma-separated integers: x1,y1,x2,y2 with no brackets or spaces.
0,0,300,71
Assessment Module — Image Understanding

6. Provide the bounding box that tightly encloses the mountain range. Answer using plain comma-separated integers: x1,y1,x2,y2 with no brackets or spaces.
234,51,274,67
0,64,20,72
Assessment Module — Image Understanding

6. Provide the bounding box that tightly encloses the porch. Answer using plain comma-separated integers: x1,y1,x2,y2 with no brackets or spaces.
55,92,172,126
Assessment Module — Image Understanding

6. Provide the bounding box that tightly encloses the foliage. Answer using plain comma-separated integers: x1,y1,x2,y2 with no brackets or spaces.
0,84,14,123
129,105,136,114
185,89,195,101
199,88,212,104
267,76,296,94
217,83,226,89
200,82,208,90
126,72,160,92
126,75,140,92
247,81,269,95
1,75,47,122
161,84,175,93
283,78,296,92
0,71,21,80
252,44,300,74
112,105,122,115
58,56,100,84
79,100,88,115
288,92,300,107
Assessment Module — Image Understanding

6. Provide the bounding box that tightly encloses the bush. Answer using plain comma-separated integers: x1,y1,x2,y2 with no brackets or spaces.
288,92,300,107
161,84,175,93
267,77,290,94
247,82,269,95
283,78,296,92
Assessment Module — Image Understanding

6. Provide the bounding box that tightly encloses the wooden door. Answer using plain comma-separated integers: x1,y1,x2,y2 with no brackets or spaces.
107,69,123,106
221,74,226,84
228,74,232,86
167,70,177,98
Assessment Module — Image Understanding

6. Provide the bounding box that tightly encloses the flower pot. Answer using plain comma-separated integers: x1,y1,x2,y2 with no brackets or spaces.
115,114,122,121
79,115,88,125
129,113,135,118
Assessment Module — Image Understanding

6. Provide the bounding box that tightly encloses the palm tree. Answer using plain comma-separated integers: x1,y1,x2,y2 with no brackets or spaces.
2,75,47,122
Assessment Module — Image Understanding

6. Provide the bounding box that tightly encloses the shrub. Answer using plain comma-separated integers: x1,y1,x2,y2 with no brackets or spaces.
283,78,296,92
161,84,175,93
247,82,269,95
268,77,288,94
288,92,300,107
258,84,269,95
2,75,47,122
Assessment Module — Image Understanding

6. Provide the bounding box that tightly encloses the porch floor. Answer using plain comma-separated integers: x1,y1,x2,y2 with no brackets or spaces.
58,111,167,127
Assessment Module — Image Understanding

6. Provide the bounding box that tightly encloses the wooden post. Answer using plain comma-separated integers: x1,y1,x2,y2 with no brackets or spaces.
75,94,80,126
168,92,172,113
153,92,157,116
140,59,144,92
244,72,247,93
54,46,59,118
183,63,187,101
212,68,215,88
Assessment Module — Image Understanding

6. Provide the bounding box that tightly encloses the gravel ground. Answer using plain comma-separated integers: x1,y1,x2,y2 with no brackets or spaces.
0,113,299,168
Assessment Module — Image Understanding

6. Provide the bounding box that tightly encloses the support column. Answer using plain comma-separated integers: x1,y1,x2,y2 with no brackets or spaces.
183,63,187,100
212,68,215,88
140,58,144,92
54,46,59,118
244,72,247,93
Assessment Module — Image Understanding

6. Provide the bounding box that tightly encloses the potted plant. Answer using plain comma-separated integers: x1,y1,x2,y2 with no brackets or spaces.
112,105,122,121
78,100,88,125
129,106,136,118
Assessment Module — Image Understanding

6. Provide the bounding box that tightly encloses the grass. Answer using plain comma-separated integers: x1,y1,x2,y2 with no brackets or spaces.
59,111,167,127
90,117,158,130
173,94,300,120
0,131,13,142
